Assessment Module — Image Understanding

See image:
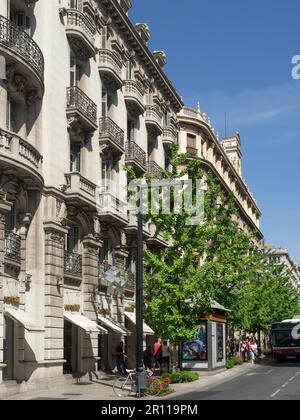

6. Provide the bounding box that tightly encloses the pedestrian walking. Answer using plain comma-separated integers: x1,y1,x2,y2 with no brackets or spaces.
153,338,163,373
115,341,127,376
143,345,152,370
161,340,172,373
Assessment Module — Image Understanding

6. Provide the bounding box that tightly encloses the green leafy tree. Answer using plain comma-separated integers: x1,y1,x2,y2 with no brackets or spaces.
127,146,300,343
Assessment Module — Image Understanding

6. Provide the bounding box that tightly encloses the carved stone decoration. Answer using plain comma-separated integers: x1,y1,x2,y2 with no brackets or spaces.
26,89,39,106
49,232,65,244
67,116,93,143
57,200,68,227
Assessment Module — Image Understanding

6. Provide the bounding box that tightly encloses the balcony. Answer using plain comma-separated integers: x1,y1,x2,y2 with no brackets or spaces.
66,86,98,135
65,172,96,208
5,231,21,263
125,142,147,174
146,223,168,248
97,192,128,226
61,8,96,60
64,251,82,278
145,105,163,138
98,49,123,91
186,147,199,158
162,126,177,146
0,15,44,94
125,212,151,238
0,128,43,188
124,80,145,117
147,160,163,179
99,117,125,156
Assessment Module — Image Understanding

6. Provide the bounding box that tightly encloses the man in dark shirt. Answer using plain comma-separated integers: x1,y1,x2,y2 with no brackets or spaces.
116,341,127,376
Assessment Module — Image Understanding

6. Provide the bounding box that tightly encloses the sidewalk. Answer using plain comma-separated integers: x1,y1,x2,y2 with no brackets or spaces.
4,361,267,400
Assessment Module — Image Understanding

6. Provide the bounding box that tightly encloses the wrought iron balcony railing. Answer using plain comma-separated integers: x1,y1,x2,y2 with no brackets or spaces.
0,15,44,81
186,147,198,158
99,117,125,151
5,231,21,262
147,160,163,179
125,142,147,171
66,86,97,127
64,250,82,277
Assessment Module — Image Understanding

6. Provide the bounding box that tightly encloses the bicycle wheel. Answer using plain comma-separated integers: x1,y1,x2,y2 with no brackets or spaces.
145,377,163,397
113,375,135,397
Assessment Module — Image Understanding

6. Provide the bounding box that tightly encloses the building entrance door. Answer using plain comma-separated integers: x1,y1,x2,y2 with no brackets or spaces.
3,315,14,381
63,320,78,374
98,333,108,371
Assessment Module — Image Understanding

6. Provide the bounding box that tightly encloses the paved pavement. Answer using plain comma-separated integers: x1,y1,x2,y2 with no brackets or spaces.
4,358,300,400
167,359,300,400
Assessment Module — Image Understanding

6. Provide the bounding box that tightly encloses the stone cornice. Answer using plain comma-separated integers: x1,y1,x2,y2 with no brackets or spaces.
101,0,183,112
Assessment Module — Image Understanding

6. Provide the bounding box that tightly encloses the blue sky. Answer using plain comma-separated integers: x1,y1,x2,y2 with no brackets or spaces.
130,0,300,262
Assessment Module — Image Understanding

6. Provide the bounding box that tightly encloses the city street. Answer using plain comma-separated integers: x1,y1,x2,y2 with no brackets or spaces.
168,360,300,400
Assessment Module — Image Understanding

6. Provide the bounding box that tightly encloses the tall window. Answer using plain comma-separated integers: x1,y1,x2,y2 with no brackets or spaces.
126,61,133,80
101,88,108,118
146,89,153,106
100,26,107,49
70,142,81,172
66,226,80,253
101,160,111,192
164,112,171,128
100,239,114,265
6,94,16,133
187,133,197,150
127,120,135,142
70,53,81,87
10,11,30,34
69,0,83,11
5,204,16,233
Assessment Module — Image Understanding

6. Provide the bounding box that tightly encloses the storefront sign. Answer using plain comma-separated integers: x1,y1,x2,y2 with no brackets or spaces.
98,308,111,315
3,296,20,306
64,304,80,312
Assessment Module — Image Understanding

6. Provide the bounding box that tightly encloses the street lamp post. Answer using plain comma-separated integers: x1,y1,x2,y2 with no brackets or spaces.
134,180,190,395
135,185,146,394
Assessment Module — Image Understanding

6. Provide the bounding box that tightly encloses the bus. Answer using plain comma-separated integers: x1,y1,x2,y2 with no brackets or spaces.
271,318,300,363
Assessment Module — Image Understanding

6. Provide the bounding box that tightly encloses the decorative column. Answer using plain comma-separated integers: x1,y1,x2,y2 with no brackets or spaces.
43,221,68,371
81,235,102,374
0,197,12,383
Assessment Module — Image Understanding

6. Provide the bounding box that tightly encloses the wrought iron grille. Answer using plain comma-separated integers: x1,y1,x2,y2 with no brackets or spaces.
66,86,97,125
99,117,124,149
0,15,44,80
64,250,82,276
5,231,21,261
125,141,146,168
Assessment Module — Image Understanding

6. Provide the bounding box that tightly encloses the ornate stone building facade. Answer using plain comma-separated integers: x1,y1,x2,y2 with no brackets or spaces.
0,0,182,396
265,244,300,291
177,106,263,240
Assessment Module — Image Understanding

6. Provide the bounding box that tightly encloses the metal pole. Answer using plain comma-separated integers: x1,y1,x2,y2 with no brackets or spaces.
136,185,145,395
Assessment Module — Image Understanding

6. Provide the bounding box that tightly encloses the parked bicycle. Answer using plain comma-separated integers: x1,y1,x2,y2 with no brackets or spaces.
113,369,163,398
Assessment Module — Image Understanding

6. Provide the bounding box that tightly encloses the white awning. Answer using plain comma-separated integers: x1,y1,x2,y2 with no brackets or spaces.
64,312,107,334
125,312,155,335
5,308,44,332
98,315,131,336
